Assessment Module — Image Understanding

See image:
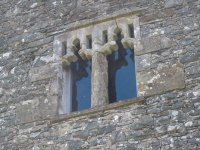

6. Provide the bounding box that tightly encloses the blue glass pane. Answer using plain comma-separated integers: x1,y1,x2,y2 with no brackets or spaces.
71,55,91,111
107,40,137,103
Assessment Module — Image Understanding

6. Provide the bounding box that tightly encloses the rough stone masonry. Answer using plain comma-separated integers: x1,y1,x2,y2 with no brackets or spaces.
0,0,200,150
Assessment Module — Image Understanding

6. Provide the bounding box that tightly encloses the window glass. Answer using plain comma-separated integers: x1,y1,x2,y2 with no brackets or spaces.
71,51,91,111
107,39,137,103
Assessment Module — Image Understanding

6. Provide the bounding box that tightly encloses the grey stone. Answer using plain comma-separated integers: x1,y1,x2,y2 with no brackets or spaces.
161,92,177,100
138,62,185,96
0,88,3,97
64,140,85,150
129,122,144,130
98,125,115,135
190,30,200,36
29,64,58,82
0,116,15,127
30,132,40,138
15,135,28,144
32,146,40,150
92,52,108,107
180,48,200,64
172,100,184,109
32,57,46,67
27,37,53,48
139,115,154,126
135,54,151,71
187,139,200,144
73,130,89,140
123,143,137,150
16,96,57,124
0,129,10,138
185,61,200,78
114,131,126,143
165,0,183,8
0,107,7,113
155,126,167,134
128,130,145,140
15,99,37,124
85,121,99,130
136,35,172,55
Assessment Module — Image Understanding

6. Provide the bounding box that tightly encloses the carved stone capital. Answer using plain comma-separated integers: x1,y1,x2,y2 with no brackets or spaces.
121,38,136,49
100,41,118,55
56,15,142,65
61,47,78,65
79,49,93,60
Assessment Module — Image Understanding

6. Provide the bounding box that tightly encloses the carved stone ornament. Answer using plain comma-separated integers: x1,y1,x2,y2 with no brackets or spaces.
54,15,141,65
53,14,142,113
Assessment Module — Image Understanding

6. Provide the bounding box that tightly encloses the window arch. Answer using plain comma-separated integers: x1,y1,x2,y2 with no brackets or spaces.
107,29,137,103
54,15,141,114
71,40,92,111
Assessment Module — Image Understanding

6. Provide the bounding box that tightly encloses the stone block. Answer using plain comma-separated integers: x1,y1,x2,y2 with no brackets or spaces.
16,96,57,124
140,115,154,126
0,88,3,97
113,131,126,143
15,99,38,124
135,54,151,71
180,48,200,64
165,0,183,8
138,62,185,96
136,35,171,55
29,64,58,82
64,140,84,150
37,96,58,119
186,63,200,79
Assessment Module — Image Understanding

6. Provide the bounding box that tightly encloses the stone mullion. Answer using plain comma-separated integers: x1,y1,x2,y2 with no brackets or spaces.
91,26,109,107
91,51,109,107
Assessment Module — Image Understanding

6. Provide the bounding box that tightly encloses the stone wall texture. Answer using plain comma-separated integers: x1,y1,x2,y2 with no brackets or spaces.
0,0,200,149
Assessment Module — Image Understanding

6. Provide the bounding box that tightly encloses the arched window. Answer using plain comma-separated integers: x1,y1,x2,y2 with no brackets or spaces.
56,15,141,114
107,30,137,103
61,39,92,114
71,41,92,111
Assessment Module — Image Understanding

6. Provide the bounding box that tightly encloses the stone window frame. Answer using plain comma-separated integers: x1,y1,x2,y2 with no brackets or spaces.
53,13,142,115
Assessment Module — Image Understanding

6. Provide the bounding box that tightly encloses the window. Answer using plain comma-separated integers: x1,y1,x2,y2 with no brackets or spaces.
107,32,137,103
71,43,91,111
54,15,141,114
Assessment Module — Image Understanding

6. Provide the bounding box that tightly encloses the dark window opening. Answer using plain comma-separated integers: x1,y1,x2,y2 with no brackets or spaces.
71,43,91,111
128,24,134,38
62,41,67,56
103,30,108,44
86,35,92,49
107,33,137,103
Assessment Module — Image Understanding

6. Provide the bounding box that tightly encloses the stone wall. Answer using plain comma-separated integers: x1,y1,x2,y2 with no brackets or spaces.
0,0,200,149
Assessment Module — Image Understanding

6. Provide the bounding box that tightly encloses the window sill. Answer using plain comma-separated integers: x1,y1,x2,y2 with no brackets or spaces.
51,96,145,125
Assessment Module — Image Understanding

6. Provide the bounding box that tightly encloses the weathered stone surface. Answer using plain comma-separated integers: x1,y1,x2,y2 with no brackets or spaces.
165,0,183,8
92,52,108,107
180,48,200,64
15,99,38,124
16,96,57,124
0,0,200,149
63,140,85,150
140,115,154,126
136,35,172,55
113,131,126,143
138,62,185,96
135,54,151,71
29,64,58,82
0,88,3,97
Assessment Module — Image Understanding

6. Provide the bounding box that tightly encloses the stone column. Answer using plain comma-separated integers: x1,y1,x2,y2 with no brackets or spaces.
91,51,108,107
91,26,109,107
